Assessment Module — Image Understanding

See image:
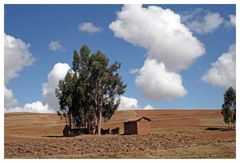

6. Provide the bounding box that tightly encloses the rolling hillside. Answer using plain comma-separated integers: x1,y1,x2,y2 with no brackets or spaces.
4,110,235,158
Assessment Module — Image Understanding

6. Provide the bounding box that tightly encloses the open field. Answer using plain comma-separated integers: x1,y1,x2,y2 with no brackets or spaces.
4,110,236,158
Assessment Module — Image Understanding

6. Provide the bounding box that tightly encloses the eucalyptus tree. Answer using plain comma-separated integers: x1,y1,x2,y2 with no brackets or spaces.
89,51,126,135
222,87,236,128
56,45,126,135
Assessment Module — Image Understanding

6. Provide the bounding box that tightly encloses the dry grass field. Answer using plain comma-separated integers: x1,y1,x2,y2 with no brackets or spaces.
4,110,236,159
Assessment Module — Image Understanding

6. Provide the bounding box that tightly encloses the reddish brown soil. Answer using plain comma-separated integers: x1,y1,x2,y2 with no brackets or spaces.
4,110,236,158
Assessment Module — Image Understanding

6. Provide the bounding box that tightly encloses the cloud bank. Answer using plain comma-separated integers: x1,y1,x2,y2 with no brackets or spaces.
6,101,49,113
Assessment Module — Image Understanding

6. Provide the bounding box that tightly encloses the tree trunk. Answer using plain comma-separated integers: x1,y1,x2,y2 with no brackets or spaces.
87,120,90,134
97,109,102,135
69,113,72,129
68,113,72,136
87,120,92,134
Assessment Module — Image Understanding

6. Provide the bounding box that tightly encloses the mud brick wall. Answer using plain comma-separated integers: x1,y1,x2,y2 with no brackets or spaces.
137,119,151,135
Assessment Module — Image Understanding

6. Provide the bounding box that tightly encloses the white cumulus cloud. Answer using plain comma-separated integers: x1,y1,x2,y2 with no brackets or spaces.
118,96,139,110
4,34,71,113
78,22,101,34
183,10,224,34
6,63,71,113
23,101,49,113
4,34,35,111
49,41,64,52
117,96,156,110
109,5,204,101
229,15,236,26
224,15,236,27
42,63,71,111
4,86,18,109
143,105,155,110
109,5,205,71
202,44,236,88
7,101,50,113
4,33,35,84
136,58,187,101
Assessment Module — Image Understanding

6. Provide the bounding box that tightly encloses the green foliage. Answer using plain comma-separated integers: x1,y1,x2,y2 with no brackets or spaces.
72,50,80,72
55,44,126,134
221,87,236,127
55,71,76,128
89,51,126,134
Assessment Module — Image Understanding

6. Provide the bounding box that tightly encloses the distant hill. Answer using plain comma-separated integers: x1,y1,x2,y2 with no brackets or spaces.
5,109,225,137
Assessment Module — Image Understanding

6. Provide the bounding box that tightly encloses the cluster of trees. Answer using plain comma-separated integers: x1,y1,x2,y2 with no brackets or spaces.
222,87,236,128
55,45,126,135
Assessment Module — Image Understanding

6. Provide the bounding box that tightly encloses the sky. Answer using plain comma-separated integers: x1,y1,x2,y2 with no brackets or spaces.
4,4,236,112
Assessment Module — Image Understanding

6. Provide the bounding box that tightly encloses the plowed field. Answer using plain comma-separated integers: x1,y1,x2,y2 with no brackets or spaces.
4,110,236,158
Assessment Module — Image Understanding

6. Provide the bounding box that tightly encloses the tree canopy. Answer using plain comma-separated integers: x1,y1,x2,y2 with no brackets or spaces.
55,45,126,135
221,87,236,128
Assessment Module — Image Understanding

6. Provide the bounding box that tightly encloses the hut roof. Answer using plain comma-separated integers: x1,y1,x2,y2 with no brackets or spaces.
125,116,151,123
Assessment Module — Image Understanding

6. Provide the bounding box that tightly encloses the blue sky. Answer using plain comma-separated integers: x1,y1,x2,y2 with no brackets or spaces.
4,4,236,112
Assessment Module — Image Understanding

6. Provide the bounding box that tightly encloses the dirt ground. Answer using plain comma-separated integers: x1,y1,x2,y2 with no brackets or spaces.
4,110,236,158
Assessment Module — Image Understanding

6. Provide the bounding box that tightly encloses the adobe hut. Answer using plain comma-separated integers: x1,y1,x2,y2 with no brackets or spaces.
124,116,151,135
